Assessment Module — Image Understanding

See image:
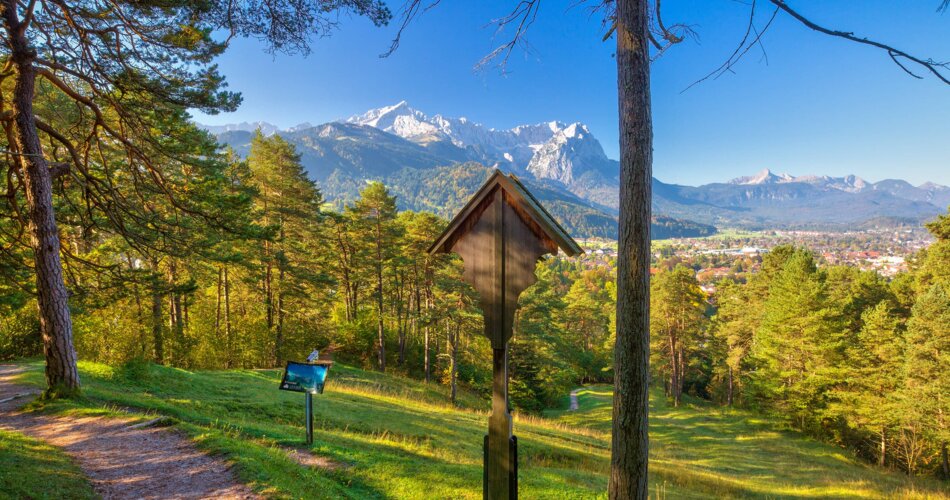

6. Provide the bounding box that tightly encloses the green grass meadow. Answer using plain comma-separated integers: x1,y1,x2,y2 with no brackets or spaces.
0,428,97,499
546,386,949,499
7,362,949,499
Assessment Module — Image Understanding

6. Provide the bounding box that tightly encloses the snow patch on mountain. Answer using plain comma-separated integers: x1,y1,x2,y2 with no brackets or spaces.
344,102,617,187
729,169,870,193
526,123,614,184
729,169,794,185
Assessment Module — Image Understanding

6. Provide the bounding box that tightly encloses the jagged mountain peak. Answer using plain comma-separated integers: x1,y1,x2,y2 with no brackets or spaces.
728,169,872,193
340,103,616,197
345,101,433,136
729,168,793,185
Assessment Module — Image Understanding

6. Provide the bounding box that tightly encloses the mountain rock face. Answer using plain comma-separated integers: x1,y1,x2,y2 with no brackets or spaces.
345,102,620,208
205,102,948,235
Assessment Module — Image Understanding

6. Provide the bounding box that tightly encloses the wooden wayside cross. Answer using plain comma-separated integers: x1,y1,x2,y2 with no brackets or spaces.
429,170,582,500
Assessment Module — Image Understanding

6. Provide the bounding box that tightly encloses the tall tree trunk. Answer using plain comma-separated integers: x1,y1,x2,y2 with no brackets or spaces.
397,282,407,366
675,347,684,406
183,294,189,332
172,293,184,363
130,263,145,357
265,259,273,331
1,6,80,393
215,267,223,338
668,332,678,406
334,226,355,322
879,427,886,468
168,262,184,365
413,280,422,370
375,220,386,372
450,321,459,405
151,277,164,364
276,264,284,366
941,440,949,480
727,366,734,406
224,266,233,369
424,280,432,383
610,0,652,497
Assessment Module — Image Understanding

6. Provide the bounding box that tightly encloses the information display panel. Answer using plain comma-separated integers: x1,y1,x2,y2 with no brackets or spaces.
279,361,331,394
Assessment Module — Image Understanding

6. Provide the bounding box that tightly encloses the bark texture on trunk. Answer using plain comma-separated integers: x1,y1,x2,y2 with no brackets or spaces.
215,267,223,337
727,366,734,406
668,333,679,407
941,441,949,480
275,264,284,366
424,282,432,383
151,281,164,364
224,266,232,369
450,322,458,405
2,5,80,393
879,428,886,468
375,220,386,372
610,0,652,497
168,262,184,365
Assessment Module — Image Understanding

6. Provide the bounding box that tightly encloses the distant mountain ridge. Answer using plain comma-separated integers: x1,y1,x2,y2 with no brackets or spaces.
725,168,950,199
343,101,620,208
201,103,948,234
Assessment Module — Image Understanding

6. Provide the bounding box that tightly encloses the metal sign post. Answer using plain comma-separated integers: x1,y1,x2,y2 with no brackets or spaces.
305,393,314,445
279,354,332,446
429,171,582,500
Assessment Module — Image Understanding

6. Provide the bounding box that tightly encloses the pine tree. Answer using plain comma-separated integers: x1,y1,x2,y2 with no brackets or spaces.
832,301,904,467
562,268,614,382
901,284,950,477
353,182,399,371
247,131,325,366
752,250,844,430
709,279,760,406
511,263,576,412
0,0,391,393
398,211,448,381
650,265,706,406
917,208,950,291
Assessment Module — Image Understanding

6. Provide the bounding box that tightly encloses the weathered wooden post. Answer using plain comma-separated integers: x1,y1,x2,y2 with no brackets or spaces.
429,170,582,499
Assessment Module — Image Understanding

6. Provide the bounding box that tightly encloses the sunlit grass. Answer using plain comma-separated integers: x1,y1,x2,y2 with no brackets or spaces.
8,363,950,499
545,385,950,499
0,428,97,499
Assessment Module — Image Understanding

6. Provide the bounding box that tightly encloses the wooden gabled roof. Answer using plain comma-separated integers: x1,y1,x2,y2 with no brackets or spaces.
428,169,583,257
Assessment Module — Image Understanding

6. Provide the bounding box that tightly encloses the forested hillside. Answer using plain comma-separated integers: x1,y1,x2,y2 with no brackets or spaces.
215,127,715,240
645,212,950,478
210,113,949,233
321,162,715,240
2,125,948,480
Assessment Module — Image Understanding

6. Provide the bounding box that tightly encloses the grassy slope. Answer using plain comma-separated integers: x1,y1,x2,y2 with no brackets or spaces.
0,428,97,499
8,362,949,499
545,385,950,499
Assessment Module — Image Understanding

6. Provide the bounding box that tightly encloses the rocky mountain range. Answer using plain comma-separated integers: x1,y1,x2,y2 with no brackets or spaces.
202,103,949,236
656,169,950,229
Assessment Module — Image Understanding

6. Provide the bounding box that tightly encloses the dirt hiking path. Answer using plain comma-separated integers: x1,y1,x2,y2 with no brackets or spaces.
0,364,259,499
569,388,580,411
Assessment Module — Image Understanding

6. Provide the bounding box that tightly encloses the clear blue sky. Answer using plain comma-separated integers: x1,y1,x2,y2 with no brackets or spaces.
194,0,949,186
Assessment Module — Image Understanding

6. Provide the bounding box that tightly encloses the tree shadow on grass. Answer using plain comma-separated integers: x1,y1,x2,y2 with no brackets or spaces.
555,385,950,499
